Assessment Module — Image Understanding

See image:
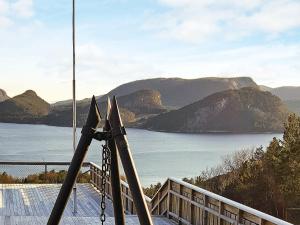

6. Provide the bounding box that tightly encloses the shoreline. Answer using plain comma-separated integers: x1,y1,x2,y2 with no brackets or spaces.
0,121,283,135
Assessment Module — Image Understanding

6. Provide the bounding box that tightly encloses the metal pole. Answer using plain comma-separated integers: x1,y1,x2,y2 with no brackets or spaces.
104,98,125,225
47,97,101,225
72,0,77,214
110,96,154,225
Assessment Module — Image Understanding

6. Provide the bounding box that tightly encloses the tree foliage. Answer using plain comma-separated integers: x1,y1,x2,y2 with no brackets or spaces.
0,170,90,184
182,114,300,223
143,182,161,198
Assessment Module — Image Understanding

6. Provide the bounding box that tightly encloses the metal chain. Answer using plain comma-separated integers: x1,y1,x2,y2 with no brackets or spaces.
100,141,111,224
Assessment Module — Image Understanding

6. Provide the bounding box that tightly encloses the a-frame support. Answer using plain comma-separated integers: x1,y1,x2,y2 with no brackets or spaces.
104,98,125,225
109,96,153,225
47,96,154,225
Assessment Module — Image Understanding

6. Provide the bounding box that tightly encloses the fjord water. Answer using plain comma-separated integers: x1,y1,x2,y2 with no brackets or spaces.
0,123,282,186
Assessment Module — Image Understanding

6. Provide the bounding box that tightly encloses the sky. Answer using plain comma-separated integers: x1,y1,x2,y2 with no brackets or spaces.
0,0,300,103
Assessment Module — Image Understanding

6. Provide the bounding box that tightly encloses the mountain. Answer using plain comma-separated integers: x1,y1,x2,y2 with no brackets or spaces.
51,95,103,109
140,87,290,133
113,89,165,115
284,100,300,115
0,90,50,123
99,77,258,108
45,89,167,127
260,86,300,101
0,89,9,102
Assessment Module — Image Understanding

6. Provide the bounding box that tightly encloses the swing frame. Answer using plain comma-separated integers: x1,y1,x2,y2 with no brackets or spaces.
47,96,154,225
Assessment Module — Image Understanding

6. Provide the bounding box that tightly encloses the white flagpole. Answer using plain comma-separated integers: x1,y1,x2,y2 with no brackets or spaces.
72,0,77,214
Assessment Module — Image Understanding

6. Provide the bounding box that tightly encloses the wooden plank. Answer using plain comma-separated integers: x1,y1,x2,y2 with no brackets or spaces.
0,183,175,225
0,215,175,225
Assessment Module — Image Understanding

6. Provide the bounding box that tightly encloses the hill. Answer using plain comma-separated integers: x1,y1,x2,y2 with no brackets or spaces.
45,89,167,127
260,86,300,101
51,95,103,109
284,100,300,115
99,77,258,108
0,90,50,123
113,89,165,115
140,87,290,133
0,89,9,102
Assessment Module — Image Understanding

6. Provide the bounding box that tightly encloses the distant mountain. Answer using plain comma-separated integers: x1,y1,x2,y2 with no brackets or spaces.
140,87,290,133
260,86,300,101
51,99,73,107
99,77,258,108
284,100,300,115
51,95,103,109
45,89,167,127
113,90,165,115
0,90,50,123
0,89,9,102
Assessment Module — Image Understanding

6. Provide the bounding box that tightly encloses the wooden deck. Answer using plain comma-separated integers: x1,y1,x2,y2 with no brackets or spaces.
0,183,174,225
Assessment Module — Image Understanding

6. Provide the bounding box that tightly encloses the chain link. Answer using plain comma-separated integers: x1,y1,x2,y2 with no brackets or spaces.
100,140,111,225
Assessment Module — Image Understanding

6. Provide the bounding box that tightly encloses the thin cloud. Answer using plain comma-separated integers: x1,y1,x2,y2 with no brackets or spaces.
11,0,34,18
1,0,299,102
0,0,34,28
153,43,300,87
144,0,300,43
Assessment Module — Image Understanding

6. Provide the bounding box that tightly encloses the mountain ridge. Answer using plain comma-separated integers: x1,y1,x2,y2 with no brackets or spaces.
260,85,300,101
1,77,298,133
98,77,258,108
0,89,9,102
0,90,50,123
139,87,290,133
45,89,167,127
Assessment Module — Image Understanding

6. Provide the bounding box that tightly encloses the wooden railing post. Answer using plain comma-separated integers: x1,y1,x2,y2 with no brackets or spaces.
178,184,182,224
158,191,161,214
237,209,242,225
126,186,129,212
204,195,208,225
97,167,101,190
218,201,224,225
90,164,92,183
44,164,48,182
92,165,95,185
167,179,171,219
190,189,194,225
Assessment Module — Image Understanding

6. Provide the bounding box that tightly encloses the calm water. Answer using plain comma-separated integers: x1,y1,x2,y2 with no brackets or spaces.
0,123,282,186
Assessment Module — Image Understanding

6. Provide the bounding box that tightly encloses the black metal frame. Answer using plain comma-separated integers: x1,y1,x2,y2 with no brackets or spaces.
47,96,154,225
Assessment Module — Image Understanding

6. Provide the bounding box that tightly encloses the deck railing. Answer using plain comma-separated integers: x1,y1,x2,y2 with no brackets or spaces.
89,162,293,225
0,161,90,182
89,162,152,214
0,161,293,225
150,178,293,225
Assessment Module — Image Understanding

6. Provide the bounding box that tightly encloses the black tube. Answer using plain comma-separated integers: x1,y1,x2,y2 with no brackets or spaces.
47,96,101,225
110,96,154,225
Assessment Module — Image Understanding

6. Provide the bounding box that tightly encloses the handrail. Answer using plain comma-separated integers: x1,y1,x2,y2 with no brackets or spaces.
170,178,292,225
168,178,293,225
0,161,90,167
89,161,293,225
89,162,151,203
89,162,152,214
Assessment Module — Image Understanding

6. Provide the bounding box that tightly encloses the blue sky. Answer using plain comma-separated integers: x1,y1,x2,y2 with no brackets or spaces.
0,0,300,102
